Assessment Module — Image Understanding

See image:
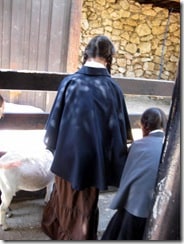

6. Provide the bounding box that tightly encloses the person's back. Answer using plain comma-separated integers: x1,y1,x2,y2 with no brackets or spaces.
42,35,133,240
113,130,164,218
102,107,167,240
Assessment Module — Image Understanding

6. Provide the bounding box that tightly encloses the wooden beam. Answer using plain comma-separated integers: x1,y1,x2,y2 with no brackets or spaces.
66,0,83,72
0,112,142,129
0,113,49,130
0,70,174,96
0,70,174,130
0,70,67,91
114,77,174,96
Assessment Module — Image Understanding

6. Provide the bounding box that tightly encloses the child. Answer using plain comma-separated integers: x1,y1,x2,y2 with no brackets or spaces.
101,107,167,240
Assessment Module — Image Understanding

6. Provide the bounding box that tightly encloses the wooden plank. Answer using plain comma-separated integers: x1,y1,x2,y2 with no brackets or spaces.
10,0,26,70
48,0,72,71
0,70,174,96
66,0,83,72
0,0,3,64
22,0,32,69
114,77,174,96
28,0,41,70
0,70,67,90
14,90,47,110
37,0,52,71
0,113,49,129
0,112,141,129
1,0,12,68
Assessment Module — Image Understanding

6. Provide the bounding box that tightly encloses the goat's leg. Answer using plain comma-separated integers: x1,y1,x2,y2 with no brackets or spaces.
6,207,13,218
0,191,13,231
44,181,54,203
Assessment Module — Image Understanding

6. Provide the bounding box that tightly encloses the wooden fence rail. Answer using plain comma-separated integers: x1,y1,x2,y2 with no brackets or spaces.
0,69,175,201
0,69,175,129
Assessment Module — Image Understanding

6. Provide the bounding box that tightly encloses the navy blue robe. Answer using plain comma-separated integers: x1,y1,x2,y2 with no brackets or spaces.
44,66,133,190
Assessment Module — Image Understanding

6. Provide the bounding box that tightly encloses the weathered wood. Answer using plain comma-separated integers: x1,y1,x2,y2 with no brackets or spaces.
0,70,67,90
10,1,26,70
66,0,83,72
143,60,180,240
0,69,174,130
0,1,11,68
0,70,174,96
0,112,141,130
0,0,79,72
0,68,175,203
48,0,72,71
114,77,174,96
0,113,48,130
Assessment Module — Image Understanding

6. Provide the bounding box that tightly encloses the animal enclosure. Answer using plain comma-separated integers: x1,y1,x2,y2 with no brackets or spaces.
0,69,174,130
0,69,174,201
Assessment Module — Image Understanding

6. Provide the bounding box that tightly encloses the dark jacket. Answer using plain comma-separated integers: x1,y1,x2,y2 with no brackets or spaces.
110,131,164,218
44,66,133,190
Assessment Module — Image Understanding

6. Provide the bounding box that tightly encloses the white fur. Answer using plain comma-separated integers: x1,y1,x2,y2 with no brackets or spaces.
0,149,54,230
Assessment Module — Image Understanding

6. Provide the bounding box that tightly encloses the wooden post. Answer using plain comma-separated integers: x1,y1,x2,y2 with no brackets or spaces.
143,61,181,240
66,0,83,72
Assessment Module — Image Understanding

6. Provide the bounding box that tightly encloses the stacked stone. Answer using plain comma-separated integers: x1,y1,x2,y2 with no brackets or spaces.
80,0,180,80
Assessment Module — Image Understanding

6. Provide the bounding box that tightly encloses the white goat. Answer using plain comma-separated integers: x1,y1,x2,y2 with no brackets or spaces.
0,149,54,231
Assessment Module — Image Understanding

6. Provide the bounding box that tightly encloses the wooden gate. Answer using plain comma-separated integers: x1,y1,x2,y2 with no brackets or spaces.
0,0,82,72
0,0,82,110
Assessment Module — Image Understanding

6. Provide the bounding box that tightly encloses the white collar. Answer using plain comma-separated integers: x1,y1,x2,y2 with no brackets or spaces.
149,129,164,134
84,60,106,68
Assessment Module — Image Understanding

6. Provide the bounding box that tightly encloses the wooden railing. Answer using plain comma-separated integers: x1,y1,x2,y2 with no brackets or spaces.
0,69,175,200
0,69,174,130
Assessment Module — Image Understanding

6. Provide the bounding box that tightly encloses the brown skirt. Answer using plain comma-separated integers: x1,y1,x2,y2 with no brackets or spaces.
41,176,99,240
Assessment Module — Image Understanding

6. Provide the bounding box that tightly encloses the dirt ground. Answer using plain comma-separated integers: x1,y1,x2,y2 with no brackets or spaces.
125,94,171,115
0,192,116,241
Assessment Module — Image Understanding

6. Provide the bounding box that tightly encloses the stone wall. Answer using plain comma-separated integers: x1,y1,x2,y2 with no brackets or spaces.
80,0,180,80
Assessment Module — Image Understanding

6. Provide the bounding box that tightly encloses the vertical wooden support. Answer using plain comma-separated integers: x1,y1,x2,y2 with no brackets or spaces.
143,61,181,240
66,0,83,73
